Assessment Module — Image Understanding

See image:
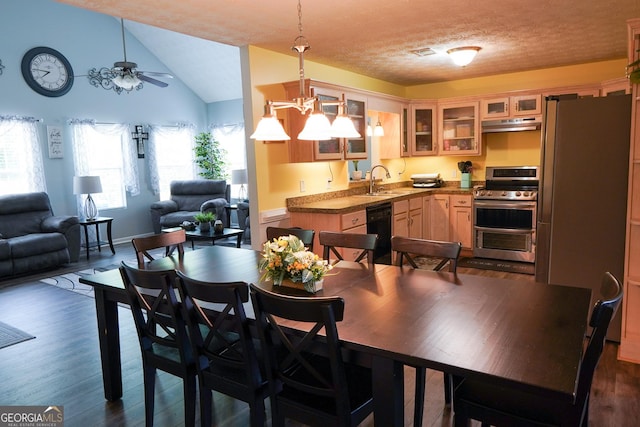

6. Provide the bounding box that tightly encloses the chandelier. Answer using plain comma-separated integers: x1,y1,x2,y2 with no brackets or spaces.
250,0,360,141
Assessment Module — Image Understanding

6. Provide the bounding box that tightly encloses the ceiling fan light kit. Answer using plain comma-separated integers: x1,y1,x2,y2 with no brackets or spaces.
88,18,173,94
250,0,360,142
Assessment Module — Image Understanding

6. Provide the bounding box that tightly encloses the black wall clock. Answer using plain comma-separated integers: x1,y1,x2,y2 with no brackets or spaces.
21,46,74,97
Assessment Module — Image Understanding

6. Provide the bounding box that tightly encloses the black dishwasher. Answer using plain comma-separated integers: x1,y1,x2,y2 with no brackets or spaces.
366,203,392,265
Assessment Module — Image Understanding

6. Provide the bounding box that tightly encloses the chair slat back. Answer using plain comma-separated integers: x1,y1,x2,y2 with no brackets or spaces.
250,284,358,421
319,231,378,265
175,271,264,394
266,227,315,252
391,235,461,272
119,262,190,357
132,229,186,268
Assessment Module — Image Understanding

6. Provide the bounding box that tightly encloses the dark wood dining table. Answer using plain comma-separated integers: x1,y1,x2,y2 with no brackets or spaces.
79,245,592,426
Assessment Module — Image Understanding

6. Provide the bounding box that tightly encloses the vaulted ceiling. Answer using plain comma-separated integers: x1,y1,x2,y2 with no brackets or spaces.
58,0,639,103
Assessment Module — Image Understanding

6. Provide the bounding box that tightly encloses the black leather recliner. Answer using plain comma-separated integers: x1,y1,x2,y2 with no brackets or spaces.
149,180,230,234
0,192,80,277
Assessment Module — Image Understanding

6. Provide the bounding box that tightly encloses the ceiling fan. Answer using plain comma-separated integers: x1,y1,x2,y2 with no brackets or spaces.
110,18,173,90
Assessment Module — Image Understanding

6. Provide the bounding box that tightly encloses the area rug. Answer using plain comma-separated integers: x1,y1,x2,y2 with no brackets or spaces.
0,321,35,349
458,257,535,275
39,250,167,298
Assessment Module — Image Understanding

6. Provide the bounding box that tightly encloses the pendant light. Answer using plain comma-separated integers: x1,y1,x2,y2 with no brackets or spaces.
250,0,360,141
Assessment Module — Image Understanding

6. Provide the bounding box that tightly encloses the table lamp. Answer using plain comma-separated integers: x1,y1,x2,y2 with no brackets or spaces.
231,169,248,201
73,175,102,220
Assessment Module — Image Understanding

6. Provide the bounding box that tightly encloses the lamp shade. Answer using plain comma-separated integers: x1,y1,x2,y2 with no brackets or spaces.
250,116,290,141
73,176,103,195
298,112,333,140
231,169,248,185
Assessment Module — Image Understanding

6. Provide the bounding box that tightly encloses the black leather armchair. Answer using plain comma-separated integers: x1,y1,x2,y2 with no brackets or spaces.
0,192,80,277
150,180,230,234
236,202,250,243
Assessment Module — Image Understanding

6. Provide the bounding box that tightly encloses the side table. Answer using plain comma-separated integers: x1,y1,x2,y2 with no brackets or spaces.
78,216,116,260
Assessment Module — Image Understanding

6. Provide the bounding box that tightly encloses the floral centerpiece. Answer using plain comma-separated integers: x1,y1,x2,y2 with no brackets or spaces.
259,234,333,293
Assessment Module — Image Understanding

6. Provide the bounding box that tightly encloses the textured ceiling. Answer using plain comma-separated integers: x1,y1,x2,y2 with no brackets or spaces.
58,0,640,99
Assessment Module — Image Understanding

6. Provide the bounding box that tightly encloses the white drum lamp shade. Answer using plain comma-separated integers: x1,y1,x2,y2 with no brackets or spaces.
73,176,103,220
231,169,248,201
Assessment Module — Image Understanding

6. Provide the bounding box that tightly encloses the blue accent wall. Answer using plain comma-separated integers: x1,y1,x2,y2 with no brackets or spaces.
0,0,242,241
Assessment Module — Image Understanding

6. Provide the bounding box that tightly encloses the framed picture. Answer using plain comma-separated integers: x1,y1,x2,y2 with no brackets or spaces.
47,125,63,158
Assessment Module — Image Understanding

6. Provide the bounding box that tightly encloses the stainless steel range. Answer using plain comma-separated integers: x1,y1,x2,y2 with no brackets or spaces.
473,166,539,263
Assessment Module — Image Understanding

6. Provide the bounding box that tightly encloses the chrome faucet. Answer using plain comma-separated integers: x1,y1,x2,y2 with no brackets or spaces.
369,164,391,194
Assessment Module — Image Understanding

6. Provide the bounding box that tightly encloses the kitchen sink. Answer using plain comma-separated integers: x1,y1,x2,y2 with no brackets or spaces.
354,191,402,197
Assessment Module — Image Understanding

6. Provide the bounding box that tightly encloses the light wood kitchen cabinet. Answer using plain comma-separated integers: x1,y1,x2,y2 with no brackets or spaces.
290,209,366,262
601,77,631,96
406,103,438,156
283,80,367,162
429,194,473,248
438,100,481,155
481,94,542,119
620,18,640,364
430,194,450,241
450,195,472,249
392,197,422,238
422,195,431,240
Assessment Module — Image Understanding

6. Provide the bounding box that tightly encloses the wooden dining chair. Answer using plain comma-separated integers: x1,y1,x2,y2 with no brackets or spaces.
131,229,186,268
266,226,315,252
175,271,269,427
452,271,623,427
391,235,462,427
319,230,378,265
249,283,374,427
391,235,462,272
119,261,196,427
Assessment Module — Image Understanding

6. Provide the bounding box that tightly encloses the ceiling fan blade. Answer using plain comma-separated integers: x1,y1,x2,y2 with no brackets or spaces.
138,73,169,88
142,71,174,79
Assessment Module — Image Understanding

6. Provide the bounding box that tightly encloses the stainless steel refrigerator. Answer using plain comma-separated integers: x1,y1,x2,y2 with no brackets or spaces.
535,94,631,341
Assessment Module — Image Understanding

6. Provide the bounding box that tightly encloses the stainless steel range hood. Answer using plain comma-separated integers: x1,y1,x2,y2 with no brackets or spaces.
481,117,541,133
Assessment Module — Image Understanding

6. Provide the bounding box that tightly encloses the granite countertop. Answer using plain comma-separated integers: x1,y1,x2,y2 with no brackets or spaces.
287,184,476,214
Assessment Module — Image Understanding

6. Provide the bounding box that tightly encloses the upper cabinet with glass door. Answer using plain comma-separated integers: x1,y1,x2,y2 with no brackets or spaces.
283,80,367,162
438,100,481,155
343,94,367,160
481,94,542,120
406,103,437,156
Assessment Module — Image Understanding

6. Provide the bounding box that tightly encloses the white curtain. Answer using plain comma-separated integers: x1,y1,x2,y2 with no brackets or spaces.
147,123,197,197
69,119,140,196
0,115,46,194
210,122,246,199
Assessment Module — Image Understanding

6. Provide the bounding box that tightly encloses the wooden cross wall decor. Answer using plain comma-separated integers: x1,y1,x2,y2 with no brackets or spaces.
132,125,149,158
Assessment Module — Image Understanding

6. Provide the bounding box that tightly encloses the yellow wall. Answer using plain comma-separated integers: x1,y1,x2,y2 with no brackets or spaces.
246,46,626,213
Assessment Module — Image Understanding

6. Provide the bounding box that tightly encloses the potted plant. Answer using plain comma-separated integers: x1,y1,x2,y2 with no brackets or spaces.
351,160,362,180
194,211,215,232
193,132,227,179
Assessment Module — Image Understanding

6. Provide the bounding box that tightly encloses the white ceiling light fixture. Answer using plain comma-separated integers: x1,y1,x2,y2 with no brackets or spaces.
250,0,360,141
373,116,384,137
447,46,481,67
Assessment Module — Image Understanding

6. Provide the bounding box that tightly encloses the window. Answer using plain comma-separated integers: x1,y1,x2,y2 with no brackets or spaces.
70,121,139,211
148,124,197,200
212,122,246,199
0,116,46,195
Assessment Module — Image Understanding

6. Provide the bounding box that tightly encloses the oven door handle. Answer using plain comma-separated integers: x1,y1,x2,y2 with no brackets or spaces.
474,225,536,234
473,200,537,209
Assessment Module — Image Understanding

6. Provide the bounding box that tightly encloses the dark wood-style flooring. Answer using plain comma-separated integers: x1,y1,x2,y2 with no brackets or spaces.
0,242,638,426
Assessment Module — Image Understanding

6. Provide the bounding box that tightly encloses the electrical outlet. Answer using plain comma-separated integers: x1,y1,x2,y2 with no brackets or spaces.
326,178,332,189
300,180,305,192
451,170,457,178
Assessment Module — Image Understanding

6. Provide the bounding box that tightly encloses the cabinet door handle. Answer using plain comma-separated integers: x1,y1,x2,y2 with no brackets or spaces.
352,218,359,225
